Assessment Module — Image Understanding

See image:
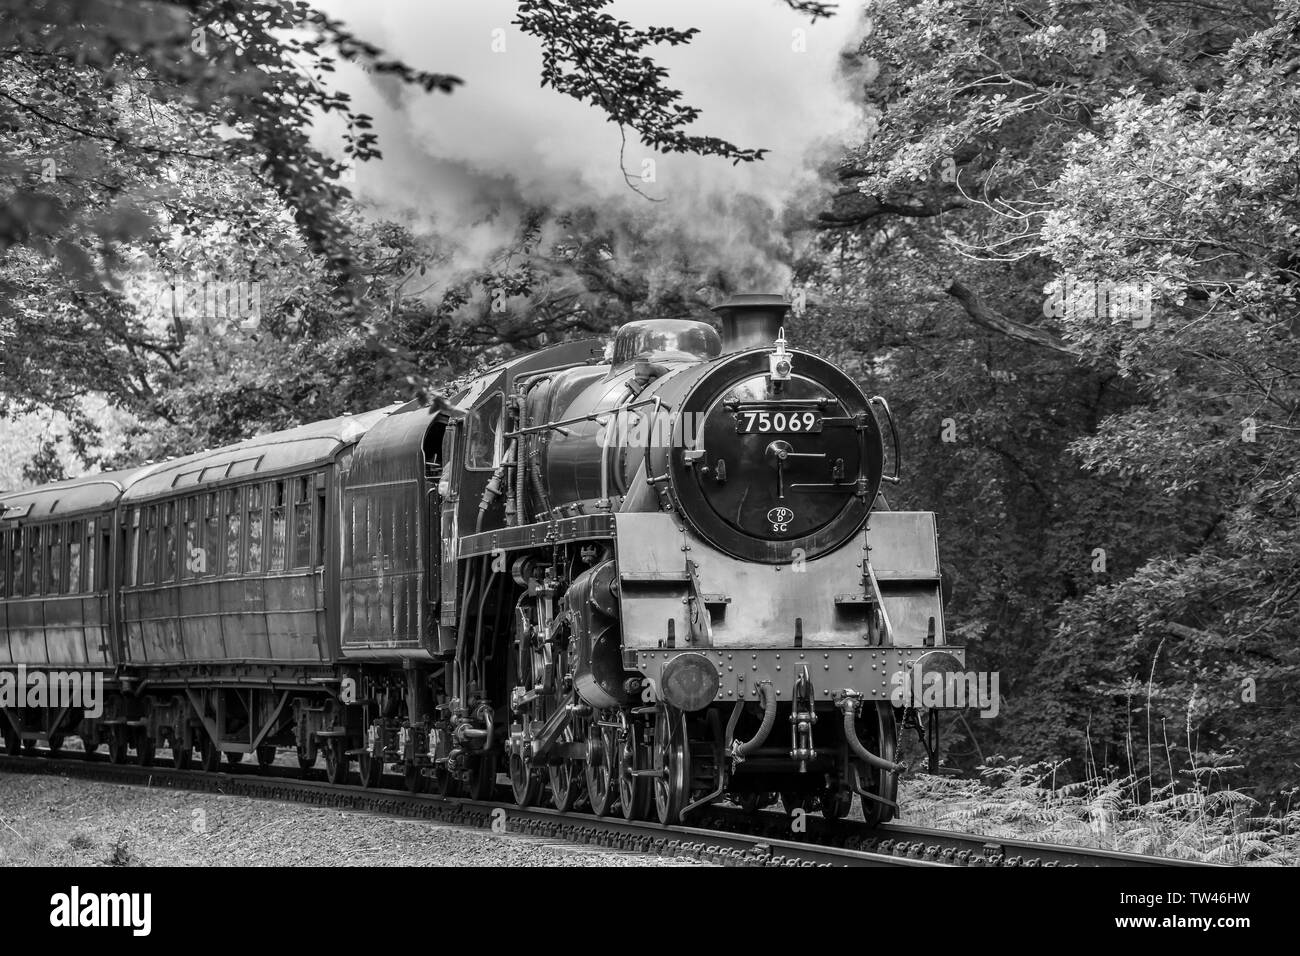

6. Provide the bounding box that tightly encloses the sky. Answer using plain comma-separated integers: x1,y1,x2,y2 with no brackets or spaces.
311,0,870,281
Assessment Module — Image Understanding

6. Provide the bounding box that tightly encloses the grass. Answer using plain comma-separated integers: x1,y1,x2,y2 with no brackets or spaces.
898,756,1299,865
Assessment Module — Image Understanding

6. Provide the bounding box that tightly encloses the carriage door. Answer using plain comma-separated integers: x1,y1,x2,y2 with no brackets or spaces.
436,421,462,656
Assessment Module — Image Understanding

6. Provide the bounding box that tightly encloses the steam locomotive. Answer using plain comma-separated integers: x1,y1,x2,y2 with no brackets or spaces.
0,294,963,825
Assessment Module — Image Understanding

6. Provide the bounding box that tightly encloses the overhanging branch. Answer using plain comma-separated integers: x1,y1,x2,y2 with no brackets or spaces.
945,278,1080,358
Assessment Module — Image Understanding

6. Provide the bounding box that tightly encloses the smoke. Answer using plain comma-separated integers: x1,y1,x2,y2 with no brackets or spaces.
311,0,867,294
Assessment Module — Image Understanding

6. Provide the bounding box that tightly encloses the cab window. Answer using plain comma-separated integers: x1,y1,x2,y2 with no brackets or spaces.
465,392,504,470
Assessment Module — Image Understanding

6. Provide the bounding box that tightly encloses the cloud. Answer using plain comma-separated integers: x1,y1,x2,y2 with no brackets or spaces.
312,0,866,287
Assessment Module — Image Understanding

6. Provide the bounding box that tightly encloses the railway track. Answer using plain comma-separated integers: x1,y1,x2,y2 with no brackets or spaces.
0,751,1216,868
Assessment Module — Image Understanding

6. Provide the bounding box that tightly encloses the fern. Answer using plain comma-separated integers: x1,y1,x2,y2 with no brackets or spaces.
898,754,1295,864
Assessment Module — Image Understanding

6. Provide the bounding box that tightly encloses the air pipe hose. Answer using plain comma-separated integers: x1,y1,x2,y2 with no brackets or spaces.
841,700,906,773
729,681,777,760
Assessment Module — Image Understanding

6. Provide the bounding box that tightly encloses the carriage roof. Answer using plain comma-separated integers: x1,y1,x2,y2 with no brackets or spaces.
0,467,153,522
118,404,408,502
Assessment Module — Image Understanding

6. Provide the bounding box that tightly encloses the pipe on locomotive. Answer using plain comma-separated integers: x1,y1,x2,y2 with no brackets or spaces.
477,439,516,533
728,680,777,762
839,696,907,773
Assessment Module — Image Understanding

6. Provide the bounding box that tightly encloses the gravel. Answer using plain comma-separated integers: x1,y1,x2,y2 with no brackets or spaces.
0,773,706,867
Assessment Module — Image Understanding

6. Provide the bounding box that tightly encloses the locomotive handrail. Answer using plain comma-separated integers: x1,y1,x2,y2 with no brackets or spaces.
869,395,901,484
504,395,661,439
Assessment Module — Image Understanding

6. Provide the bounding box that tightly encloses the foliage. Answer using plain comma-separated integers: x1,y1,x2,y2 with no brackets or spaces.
900,757,1300,865
819,0,1300,794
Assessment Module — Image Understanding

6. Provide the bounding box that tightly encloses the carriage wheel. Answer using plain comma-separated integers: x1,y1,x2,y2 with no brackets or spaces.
296,744,316,771
47,734,65,757
509,749,542,807
2,727,18,757
617,722,650,821
225,750,244,767
200,736,223,772
256,744,277,772
854,702,899,827
135,732,156,767
171,737,193,770
107,728,129,764
22,739,36,756
548,725,585,812
323,738,348,785
585,719,618,818
466,750,497,801
80,733,98,758
358,750,383,788
652,704,689,826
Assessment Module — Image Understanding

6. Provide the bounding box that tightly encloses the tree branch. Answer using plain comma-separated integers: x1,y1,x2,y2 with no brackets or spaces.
817,195,968,229
945,278,1080,358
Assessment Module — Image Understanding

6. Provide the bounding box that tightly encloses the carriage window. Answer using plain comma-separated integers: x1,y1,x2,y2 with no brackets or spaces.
25,525,42,594
46,524,62,594
314,488,326,568
66,520,83,593
224,489,242,575
292,477,312,569
127,508,141,585
86,521,99,592
246,484,263,573
369,494,383,571
181,497,199,579
203,493,220,577
375,494,389,570
10,530,24,597
269,481,287,571
161,501,177,582
49,527,64,592
142,506,158,585
465,392,504,469
348,493,366,576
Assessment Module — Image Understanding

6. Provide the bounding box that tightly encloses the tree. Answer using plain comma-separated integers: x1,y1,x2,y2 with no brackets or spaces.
2,0,831,476
819,0,1299,793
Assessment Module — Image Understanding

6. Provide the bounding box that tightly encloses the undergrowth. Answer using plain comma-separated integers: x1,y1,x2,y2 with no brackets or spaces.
899,757,1298,865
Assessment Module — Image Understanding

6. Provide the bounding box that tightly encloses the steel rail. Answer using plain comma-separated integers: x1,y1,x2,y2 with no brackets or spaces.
0,752,1219,868
0,753,932,868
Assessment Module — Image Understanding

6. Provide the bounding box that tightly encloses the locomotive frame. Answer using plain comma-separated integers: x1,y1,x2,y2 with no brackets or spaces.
1,295,965,826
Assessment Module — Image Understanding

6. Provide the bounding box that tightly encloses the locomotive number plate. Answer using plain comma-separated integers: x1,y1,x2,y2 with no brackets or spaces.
735,410,823,434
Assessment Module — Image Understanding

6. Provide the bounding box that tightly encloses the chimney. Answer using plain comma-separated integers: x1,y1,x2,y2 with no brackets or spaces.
711,293,791,353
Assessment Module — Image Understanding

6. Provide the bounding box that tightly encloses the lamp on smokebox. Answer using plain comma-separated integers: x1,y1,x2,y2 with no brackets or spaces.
769,327,793,382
